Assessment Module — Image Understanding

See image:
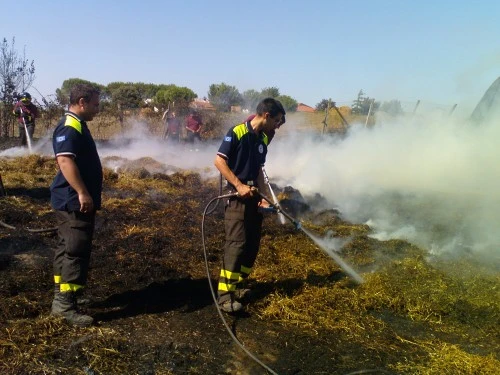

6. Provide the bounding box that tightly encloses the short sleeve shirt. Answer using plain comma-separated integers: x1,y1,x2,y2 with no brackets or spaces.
50,112,103,211
217,121,268,186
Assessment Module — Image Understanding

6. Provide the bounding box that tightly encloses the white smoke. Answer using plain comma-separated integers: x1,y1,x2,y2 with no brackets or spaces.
97,122,219,177
266,112,500,263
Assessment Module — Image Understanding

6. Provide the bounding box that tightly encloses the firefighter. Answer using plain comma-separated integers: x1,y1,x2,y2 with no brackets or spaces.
244,99,286,144
12,92,39,146
49,83,102,327
214,98,285,312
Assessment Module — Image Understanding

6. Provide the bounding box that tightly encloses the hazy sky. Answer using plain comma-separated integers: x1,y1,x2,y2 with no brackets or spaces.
1,0,499,114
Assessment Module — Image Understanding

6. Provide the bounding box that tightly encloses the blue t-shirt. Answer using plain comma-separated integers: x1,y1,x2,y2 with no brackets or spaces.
217,121,268,186
50,112,103,211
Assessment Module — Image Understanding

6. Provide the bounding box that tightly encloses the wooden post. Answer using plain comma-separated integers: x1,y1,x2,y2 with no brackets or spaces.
332,102,349,128
322,99,331,135
365,99,374,127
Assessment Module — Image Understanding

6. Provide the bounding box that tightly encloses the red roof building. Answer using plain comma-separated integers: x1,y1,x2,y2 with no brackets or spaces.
296,103,316,113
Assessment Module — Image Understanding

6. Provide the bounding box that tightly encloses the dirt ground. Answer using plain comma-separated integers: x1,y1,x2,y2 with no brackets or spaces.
0,136,498,375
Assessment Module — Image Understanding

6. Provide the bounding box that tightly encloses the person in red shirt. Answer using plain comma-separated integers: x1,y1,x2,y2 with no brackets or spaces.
12,92,39,146
163,111,181,143
185,111,203,144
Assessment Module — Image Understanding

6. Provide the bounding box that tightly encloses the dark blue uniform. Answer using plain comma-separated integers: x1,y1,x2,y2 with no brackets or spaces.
50,112,102,211
216,122,269,304
50,112,102,293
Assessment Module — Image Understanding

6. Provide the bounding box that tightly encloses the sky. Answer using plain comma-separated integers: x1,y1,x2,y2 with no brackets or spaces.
1,0,499,115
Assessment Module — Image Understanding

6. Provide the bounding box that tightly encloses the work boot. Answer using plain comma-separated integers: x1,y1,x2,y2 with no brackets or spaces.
234,288,252,301
218,295,242,313
51,291,93,328
54,285,92,306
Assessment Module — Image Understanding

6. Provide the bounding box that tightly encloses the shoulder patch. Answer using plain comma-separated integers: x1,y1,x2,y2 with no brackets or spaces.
224,136,232,142
64,115,82,134
56,135,66,143
233,123,248,140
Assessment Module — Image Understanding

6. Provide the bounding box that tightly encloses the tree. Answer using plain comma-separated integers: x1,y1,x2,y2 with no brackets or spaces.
242,89,261,111
352,90,379,115
351,90,365,115
260,87,280,98
154,85,197,114
56,78,104,106
316,98,332,111
208,82,242,112
110,84,142,109
277,95,298,112
380,100,403,116
0,37,36,137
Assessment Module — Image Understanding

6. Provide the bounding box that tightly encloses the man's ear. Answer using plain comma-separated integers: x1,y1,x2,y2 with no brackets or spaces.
78,97,86,107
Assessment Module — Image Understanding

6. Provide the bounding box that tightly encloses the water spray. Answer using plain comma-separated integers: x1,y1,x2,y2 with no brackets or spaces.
18,105,33,153
201,186,364,374
256,189,364,284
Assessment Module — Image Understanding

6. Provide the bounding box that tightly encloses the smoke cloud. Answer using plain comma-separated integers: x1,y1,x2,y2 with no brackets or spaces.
267,111,500,264
2,116,497,267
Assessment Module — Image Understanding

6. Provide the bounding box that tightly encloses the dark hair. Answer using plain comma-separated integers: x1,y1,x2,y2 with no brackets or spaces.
69,83,100,105
256,98,286,117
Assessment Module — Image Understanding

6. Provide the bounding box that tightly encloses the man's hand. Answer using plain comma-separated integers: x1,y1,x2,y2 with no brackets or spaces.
258,199,270,208
236,184,256,199
79,192,94,213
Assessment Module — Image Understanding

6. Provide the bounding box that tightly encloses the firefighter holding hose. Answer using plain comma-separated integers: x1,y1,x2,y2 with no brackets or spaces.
214,98,285,313
12,92,39,147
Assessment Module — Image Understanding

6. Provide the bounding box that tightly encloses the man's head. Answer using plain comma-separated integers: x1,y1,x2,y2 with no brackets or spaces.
256,98,286,133
20,92,32,104
69,84,101,121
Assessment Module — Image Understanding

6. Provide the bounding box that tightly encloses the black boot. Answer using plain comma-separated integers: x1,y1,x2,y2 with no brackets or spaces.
51,291,93,327
54,284,91,306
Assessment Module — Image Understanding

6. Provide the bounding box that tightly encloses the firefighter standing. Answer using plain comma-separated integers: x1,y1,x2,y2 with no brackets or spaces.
49,83,102,327
12,92,39,146
214,98,285,313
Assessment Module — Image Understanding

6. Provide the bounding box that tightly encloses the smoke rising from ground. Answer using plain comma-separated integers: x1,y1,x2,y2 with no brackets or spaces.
2,117,497,266
267,112,500,264
98,124,219,176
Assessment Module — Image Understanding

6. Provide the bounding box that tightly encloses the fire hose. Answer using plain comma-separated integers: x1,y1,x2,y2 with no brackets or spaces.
201,185,306,375
17,105,34,152
0,219,57,233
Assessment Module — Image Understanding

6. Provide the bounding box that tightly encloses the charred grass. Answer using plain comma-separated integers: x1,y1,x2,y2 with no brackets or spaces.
0,153,498,374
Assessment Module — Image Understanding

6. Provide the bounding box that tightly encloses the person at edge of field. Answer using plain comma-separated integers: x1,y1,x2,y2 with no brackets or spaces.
214,97,285,313
163,110,181,143
49,83,102,327
244,100,286,144
185,110,203,145
12,92,39,147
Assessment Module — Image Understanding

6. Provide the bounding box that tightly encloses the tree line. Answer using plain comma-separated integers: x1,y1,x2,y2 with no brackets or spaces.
1,36,405,137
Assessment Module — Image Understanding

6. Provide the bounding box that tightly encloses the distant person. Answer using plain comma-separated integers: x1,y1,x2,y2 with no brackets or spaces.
185,111,203,144
163,111,181,143
49,83,102,327
12,92,39,147
214,97,285,313
244,100,286,144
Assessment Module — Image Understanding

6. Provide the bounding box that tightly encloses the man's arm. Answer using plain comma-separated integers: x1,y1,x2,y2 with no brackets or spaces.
57,155,94,213
214,155,254,198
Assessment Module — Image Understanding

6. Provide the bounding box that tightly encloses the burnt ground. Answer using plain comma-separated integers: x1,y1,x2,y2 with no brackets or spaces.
0,137,498,375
